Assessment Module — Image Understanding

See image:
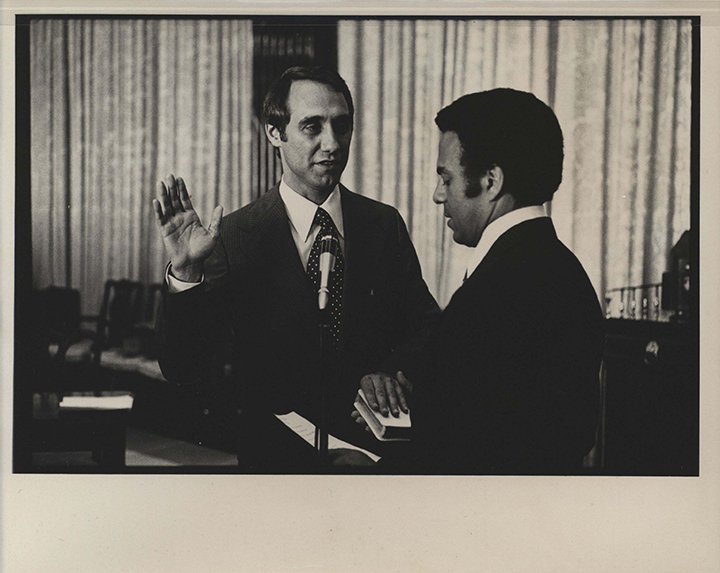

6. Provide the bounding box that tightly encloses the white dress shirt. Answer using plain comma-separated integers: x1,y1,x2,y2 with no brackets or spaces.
278,178,345,270
167,177,345,291
464,205,549,280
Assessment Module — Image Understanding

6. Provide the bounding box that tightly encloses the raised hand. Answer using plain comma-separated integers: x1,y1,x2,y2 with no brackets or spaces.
152,174,223,282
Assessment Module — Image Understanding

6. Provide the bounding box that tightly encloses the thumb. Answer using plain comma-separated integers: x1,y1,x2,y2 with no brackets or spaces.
207,205,224,238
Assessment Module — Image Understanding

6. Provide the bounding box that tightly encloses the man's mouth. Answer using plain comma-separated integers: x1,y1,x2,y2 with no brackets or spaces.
317,160,339,168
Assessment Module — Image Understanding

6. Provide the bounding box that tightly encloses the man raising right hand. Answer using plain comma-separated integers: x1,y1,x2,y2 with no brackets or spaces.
153,66,439,472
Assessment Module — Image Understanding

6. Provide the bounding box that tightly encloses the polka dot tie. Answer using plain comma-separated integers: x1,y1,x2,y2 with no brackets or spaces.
306,207,344,351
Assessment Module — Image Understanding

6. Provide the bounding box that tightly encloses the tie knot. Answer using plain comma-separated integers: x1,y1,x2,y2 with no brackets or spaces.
314,207,336,236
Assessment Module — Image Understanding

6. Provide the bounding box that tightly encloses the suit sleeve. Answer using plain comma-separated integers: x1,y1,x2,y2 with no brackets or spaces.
155,234,234,385
376,210,440,379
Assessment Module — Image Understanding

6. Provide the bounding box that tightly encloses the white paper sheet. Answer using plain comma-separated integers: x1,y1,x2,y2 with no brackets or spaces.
59,395,135,410
275,411,381,463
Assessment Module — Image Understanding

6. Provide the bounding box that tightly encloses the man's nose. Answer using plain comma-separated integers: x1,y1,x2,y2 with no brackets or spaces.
433,183,445,204
320,126,341,152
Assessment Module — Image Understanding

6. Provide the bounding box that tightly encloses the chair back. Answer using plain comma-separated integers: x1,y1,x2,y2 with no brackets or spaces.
34,286,81,342
141,283,162,326
95,280,145,352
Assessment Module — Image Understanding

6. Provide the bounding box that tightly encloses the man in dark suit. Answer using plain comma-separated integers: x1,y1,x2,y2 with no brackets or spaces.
364,88,604,474
152,66,439,471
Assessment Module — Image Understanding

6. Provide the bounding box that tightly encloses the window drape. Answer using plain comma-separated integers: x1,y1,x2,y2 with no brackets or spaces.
30,19,692,314
338,19,692,307
30,19,254,315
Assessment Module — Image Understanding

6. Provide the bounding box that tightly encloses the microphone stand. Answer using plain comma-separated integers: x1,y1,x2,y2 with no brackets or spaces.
315,307,331,468
314,235,337,470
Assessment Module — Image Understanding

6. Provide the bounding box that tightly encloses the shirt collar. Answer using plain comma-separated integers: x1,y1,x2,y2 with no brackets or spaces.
279,178,345,241
465,205,548,279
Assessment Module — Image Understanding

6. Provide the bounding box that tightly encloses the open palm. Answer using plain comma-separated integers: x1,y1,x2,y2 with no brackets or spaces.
153,174,223,280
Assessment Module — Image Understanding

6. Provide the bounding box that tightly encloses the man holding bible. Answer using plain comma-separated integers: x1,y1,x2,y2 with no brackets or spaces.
152,66,439,472
360,88,604,474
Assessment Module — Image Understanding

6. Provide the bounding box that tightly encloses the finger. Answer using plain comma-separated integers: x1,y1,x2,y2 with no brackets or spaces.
394,379,409,413
177,177,194,212
167,174,183,212
352,408,368,425
384,378,399,417
352,412,367,427
360,377,380,411
397,370,413,394
152,199,165,227
207,205,224,239
157,181,174,219
372,377,389,416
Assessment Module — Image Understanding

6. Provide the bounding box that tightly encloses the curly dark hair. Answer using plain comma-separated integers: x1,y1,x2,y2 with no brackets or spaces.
435,88,564,205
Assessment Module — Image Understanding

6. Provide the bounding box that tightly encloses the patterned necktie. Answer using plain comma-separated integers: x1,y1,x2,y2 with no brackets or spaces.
306,207,344,350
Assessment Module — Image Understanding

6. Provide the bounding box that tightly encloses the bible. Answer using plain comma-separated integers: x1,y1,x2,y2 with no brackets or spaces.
354,389,411,441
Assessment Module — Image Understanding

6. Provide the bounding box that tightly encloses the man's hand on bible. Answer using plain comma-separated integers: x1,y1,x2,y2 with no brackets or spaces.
153,173,223,282
357,370,412,419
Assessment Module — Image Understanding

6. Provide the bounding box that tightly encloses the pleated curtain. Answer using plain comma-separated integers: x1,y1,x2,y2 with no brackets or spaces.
30,19,254,315
30,18,692,314
338,19,692,307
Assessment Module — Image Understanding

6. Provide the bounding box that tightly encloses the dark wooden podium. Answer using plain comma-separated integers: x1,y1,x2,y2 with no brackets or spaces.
600,318,698,475
30,393,131,471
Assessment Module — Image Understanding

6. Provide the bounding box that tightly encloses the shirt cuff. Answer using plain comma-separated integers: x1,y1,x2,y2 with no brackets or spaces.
166,263,203,293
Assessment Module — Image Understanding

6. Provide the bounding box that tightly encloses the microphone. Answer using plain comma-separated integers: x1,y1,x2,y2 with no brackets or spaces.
318,234,339,310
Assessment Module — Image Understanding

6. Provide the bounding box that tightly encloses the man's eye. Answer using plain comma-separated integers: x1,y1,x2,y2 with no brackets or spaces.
334,119,351,135
304,124,320,133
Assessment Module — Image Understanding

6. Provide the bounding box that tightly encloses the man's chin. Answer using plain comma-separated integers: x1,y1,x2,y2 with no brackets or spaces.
314,174,341,191
452,230,470,247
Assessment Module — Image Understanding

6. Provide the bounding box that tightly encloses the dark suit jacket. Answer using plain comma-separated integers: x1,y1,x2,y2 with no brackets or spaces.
156,184,439,469
398,217,604,475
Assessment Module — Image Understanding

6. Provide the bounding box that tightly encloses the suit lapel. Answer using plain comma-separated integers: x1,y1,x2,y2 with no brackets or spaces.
253,187,317,332
339,187,384,352
254,185,386,349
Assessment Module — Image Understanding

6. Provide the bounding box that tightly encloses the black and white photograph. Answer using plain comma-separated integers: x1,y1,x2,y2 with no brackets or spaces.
13,14,698,475
2,2,719,572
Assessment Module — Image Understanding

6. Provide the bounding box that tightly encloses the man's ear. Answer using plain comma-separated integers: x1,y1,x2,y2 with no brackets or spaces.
265,124,283,149
483,165,505,201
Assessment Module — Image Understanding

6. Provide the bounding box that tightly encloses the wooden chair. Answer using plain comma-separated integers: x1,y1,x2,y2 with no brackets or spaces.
27,281,145,470
129,283,162,359
90,280,145,365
